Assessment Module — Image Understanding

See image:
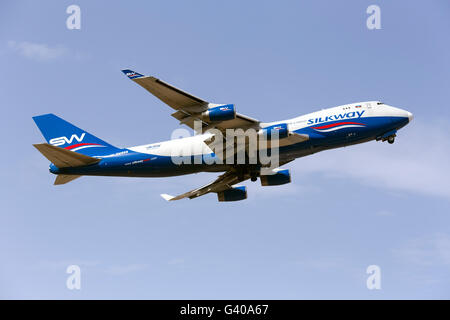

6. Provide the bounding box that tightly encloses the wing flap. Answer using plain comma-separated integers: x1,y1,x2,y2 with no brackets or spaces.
213,114,259,131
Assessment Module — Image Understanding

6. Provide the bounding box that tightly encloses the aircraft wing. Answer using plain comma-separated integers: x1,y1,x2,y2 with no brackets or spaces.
122,69,259,132
160,169,249,201
160,157,296,201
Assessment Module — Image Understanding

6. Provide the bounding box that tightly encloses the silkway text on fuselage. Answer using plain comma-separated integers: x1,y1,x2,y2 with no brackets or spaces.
307,110,365,125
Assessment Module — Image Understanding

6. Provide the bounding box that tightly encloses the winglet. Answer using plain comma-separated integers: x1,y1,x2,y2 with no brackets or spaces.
121,69,144,80
160,193,175,201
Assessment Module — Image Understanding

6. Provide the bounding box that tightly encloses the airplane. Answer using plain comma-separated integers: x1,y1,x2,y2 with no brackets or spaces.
32,69,413,202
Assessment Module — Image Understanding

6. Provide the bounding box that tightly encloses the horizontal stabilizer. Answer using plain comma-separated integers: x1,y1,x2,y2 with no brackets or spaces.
54,175,81,185
33,143,100,168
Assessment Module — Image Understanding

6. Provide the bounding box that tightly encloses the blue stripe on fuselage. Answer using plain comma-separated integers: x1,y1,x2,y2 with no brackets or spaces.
52,116,409,177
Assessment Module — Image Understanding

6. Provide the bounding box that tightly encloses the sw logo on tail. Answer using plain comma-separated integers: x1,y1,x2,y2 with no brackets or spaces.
49,133,86,147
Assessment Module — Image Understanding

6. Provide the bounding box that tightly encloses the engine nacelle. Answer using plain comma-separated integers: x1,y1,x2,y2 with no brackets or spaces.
217,186,247,202
260,169,291,186
258,123,289,139
202,104,236,122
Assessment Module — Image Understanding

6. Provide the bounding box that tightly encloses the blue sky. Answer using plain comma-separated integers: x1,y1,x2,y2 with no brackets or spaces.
1,0,450,299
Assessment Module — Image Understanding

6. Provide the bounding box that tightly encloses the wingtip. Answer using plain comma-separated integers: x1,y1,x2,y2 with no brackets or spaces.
160,193,175,201
121,69,144,79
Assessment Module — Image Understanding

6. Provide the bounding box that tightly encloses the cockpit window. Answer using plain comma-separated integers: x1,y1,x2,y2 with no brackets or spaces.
377,102,384,105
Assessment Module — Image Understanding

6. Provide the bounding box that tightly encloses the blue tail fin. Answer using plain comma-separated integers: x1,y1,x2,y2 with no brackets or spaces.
33,114,121,156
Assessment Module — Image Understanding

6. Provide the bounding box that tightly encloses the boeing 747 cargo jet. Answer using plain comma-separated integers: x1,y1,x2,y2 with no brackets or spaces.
33,69,413,202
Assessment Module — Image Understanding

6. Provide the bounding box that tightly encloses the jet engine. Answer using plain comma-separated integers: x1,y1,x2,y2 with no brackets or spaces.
217,186,247,202
258,123,289,139
202,104,236,122
260,169,291,186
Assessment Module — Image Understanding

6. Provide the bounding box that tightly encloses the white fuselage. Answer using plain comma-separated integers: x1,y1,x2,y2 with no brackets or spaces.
128,101,412,157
